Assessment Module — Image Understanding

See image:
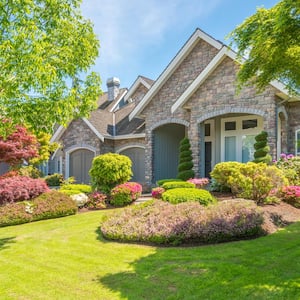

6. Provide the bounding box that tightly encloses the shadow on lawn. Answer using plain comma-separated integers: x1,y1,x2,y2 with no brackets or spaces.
97,223,300,299
0,236,16,251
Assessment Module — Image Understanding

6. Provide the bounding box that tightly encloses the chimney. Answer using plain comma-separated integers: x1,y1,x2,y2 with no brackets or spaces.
106,77,120,101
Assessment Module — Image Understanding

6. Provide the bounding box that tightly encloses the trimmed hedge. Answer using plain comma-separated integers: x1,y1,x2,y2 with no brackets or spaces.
157,178,183,187
0,176,50,205
162,188,215,206
101,200,264,245
162,181,195,190
0,191,77,227
59,184,92,195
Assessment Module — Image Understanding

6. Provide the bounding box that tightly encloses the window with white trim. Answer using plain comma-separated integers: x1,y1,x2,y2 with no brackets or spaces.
296,129,300,156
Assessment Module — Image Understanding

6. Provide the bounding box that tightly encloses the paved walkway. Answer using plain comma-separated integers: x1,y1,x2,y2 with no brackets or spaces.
135,194,152,204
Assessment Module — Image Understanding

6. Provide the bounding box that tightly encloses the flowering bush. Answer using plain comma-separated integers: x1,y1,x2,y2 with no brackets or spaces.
86,192,107,209
0,176,50,205
110,182,142,207
187,178,209,188
275,154,300,185
280,186,300,208
162,188,215,206
151,187,165,199
0,191,77,227
101,200,264,245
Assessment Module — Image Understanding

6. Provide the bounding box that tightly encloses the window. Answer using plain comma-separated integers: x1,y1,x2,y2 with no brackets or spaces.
296,130,300,155
205,123,211,136
242,119,257,129
225,121,236,131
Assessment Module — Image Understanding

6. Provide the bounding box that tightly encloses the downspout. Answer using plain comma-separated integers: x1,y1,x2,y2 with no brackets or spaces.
112,112,116,137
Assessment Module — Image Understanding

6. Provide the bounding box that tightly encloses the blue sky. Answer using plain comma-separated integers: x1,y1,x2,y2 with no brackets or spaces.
81,0,278,91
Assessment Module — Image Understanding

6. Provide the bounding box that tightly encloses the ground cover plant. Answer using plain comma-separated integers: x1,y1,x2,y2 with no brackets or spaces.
101,200,263,245
0,209,299,299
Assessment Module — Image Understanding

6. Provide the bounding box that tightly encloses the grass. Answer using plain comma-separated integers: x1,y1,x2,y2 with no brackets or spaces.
0,209,300,299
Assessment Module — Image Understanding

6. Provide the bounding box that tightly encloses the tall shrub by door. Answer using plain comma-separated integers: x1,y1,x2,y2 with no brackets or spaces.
177,137,195,181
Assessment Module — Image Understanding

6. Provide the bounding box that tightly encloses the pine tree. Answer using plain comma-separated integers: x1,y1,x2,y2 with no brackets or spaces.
177,137,195,180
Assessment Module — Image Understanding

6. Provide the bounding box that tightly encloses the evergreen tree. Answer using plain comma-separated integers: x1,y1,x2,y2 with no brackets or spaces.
253,131,272,164
177,137,195,180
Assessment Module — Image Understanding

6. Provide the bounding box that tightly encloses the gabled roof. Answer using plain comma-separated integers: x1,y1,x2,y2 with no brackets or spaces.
124,75,154,103
129,28,223,121
130,28,297,120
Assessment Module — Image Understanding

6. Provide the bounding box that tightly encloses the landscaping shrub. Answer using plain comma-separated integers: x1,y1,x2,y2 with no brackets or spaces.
210,161,242,192
227,162,288,203
44,173,64,187
0,176,50,205
89,153,132,193
151,187,165,199
59,184,92,195
157,178,183,186
177,137,195,180
275,154,300,185
110,182,142,207
86,192,107,209
100,200,264,245
162,188,215,206
253,131,272,164
162,181,195,190
0,191,77,227
18,165,42,178
32,191,77,221
0,202,32,227
280,186,300,208
187,178,209,188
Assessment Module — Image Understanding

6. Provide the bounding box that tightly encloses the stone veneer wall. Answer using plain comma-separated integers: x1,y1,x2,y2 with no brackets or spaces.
132,84,149,104
141,40,282,185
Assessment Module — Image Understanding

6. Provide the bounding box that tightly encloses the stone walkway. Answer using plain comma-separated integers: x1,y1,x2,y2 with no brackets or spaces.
135,194,152,204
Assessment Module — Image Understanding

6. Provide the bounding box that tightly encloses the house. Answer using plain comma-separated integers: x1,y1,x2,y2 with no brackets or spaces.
50,28,300,189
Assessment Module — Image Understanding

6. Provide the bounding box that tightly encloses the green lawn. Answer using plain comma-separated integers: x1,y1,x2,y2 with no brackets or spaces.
0,209,300,300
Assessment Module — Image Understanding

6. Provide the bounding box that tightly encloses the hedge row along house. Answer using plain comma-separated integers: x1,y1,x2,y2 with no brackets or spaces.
49,28,300,188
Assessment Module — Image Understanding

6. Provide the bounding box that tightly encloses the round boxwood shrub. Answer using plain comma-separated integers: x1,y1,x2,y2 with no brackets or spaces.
44,173,64,187
89,153,132,193
162,188,215,206
162,181,195,190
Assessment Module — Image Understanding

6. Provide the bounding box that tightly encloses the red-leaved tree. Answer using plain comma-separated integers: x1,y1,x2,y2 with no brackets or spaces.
0,125,39,168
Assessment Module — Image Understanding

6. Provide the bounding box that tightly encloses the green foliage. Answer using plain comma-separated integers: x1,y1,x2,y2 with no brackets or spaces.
44,173,64,187
227,162,287,203
157,178,183,186
253,131,272,164
162,181,195,190
18,165,42,178
275,154,300,185
0,0,101,135
229,0,300,94
60,184,92,194
162,188,215,206
177,137,195,181
210,161,242,191
0,191,77,227
89,153,132,193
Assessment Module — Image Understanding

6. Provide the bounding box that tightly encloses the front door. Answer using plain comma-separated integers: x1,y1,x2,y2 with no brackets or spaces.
69,149,94,184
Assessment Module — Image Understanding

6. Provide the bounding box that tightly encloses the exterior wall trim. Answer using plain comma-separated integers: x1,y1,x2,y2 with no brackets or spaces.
65,144,97,179
124,76,151,102
104,133,146,140
116,143,145,153
197,107,266,124
150,118,189,131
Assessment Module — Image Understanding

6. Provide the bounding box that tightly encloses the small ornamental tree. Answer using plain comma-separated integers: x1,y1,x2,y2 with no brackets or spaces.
89,153,132,193
0,124,39,169
253,131,272,164
177,137,195,181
